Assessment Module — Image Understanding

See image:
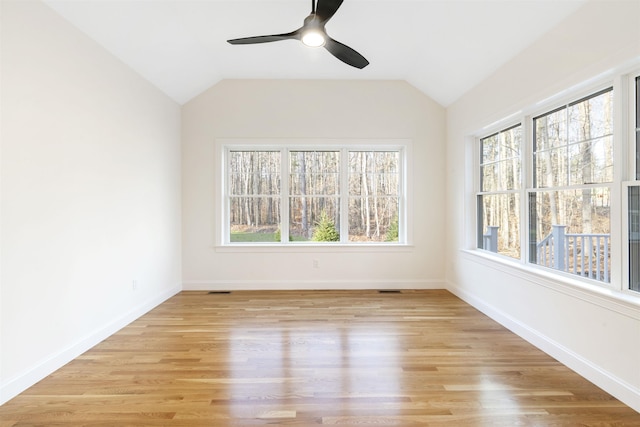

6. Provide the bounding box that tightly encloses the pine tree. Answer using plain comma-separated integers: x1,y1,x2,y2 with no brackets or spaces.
312,211,340,242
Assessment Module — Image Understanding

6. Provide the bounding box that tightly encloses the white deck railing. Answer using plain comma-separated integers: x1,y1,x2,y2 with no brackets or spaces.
536,225,610,282
483,225,611,282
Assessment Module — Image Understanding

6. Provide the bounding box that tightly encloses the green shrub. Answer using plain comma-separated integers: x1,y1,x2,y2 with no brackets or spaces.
386,216,399,242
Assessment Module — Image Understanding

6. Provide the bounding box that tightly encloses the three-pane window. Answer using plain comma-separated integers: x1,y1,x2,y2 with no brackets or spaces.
226,147,403,244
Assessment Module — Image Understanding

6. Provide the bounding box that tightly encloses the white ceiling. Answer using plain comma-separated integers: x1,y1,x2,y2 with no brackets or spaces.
42,0,587,107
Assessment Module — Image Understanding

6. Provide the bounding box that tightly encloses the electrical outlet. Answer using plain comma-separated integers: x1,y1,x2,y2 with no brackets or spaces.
132,280,138,290
313,259,319,268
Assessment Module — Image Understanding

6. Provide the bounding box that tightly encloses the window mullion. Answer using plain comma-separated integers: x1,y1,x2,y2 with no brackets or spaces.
281,148,289,243
223,147,230,245
522,115,532,265
399,147,406,244
610,74,628,289
340,148,349,243
565,106,571,187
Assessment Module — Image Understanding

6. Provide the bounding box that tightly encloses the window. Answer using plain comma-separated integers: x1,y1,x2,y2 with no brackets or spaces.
228,150,281,242
224,145,404,245
474,67,640,295
289,150,341,242
629,77,640,292
529,88,613,282
348,151,400,243
477,125,522,259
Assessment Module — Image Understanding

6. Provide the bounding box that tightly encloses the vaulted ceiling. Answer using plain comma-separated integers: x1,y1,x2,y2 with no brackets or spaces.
43,0,587,106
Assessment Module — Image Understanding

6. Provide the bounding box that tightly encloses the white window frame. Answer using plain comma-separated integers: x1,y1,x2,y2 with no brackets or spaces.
622,70,640,294
472,65,640,296
218,139,411,248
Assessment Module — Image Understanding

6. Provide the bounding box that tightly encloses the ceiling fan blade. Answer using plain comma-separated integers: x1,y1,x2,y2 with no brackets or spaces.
315,0,343,23
324,37,369,69
227,31,300,45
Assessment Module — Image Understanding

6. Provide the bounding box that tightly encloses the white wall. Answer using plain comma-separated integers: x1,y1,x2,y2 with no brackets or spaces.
182,79,446,290
0,0,182,404
446,0,640,411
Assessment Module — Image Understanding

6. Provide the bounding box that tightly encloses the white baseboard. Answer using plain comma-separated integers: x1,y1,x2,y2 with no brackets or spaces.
182,279,446,291
0,285,181,406
446,282,640,413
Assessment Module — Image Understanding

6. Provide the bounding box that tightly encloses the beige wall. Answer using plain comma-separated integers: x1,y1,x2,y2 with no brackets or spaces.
1,0,182,403
182,79,446,289
446,0,640,411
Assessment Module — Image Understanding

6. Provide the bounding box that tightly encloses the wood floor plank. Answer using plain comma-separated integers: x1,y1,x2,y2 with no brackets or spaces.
1,290,639,426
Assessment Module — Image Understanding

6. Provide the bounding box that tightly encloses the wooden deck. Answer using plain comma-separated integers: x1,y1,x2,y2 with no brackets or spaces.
1,290,639,426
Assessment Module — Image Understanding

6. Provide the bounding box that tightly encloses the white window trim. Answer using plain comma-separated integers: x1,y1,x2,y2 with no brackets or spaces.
470,65,640,297
215,138,413,249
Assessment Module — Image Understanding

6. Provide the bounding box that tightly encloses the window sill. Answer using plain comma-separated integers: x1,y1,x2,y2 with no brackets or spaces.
459,249,640,319
214,243,415,253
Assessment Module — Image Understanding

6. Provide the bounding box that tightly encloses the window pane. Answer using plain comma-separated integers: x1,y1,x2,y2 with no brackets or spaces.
480,126,521,192
481,163,499,192
289,197,339,242
568,137,614,184
529,188,611,282
568,90,613,143
349,197,399,242
534,89,613,189
499,158,521,191
499,126,521,161
477,193,520,259
534,148,568,188
481,134,499,163
229,151,280,195
229,196,280,242
535,109,567,151
289,151,340,195
349,152,399,196
630,186,640,292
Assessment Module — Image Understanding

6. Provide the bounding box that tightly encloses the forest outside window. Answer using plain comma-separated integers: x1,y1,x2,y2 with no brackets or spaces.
225,146,404,245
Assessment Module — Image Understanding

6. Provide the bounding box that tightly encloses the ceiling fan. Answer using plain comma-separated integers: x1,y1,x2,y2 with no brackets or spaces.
227,0,369,69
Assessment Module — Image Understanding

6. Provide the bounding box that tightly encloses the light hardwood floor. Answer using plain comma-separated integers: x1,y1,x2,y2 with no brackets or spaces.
1,290,639,426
